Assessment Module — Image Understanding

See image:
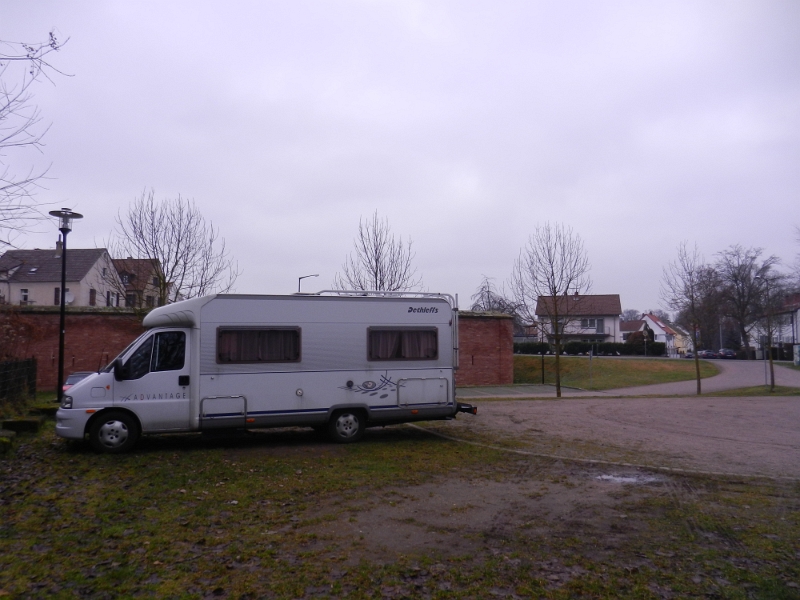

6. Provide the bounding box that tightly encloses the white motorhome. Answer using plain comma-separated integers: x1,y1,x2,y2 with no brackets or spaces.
55,291,475,453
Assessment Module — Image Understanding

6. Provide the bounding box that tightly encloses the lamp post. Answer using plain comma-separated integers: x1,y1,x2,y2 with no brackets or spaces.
298,273,318,293
49,208,83,403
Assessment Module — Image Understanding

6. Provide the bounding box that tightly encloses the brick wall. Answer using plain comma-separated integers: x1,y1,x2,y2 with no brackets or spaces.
0,307,145,391
1,306,514,391
457,311,514,386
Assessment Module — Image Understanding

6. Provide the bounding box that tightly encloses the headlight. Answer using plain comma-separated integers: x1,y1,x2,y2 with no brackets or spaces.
61,395,73,409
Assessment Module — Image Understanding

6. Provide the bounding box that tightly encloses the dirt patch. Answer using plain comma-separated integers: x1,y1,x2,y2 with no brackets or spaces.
306,456,665,567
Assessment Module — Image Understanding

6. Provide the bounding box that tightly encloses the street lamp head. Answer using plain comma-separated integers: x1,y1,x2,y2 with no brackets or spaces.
48,208,84,233
298,273,320,293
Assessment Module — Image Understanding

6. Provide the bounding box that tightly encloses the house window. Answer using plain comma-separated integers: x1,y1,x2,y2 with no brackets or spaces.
89,289,97,306
152,277,159,287
145,295,155,307
121,274,130,285
102,267,107,277
20,289,29,304
581,318,596,329
53,287,70,305
106,291,112,306
217,328,301,363
368,328,438,360
126,293,137,307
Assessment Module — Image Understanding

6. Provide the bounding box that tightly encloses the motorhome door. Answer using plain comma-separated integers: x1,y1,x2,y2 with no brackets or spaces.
113,329,192,431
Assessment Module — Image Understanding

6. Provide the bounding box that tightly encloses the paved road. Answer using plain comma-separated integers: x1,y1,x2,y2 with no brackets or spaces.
457,359,800,399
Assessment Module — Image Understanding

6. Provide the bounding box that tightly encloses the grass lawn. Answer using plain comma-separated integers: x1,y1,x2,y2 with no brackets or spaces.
703,385,800,397
514,355,719,390
2,419,800,599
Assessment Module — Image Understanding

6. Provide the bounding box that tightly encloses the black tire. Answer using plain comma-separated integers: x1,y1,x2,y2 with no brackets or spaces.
89,411,140,454
327,410,365,443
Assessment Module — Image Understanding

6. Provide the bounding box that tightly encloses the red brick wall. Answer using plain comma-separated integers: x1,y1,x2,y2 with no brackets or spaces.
1,307,514,391
0,307,145,391
457,312,514,386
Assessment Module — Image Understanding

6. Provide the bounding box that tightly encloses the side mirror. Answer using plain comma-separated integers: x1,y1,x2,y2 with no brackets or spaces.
113,358,126,381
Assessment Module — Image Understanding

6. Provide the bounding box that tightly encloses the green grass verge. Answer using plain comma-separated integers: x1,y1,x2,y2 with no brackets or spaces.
703,385,800,397
2,423,799,598
514,355,719,390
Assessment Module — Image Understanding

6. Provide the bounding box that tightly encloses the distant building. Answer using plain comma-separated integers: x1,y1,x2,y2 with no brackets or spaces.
112,258,165,309
620,319,645,341
0,244,122,308
642,313,679,357
535,294,623,344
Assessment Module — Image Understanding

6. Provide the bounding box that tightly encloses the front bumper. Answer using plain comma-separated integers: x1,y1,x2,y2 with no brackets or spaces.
55,408,93,440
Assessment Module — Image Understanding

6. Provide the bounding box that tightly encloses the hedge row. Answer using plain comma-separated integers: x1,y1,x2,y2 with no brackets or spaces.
514,341,666,356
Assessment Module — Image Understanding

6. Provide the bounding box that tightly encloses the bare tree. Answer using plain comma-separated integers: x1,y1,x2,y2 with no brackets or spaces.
753,270,790,392
470,275,524,333
661,242,717,395
1,31,68,249
715,244,779,358
108,190,239,305
333,211,422,292
511,223,592,397
794,226,800,289
621,308,641,322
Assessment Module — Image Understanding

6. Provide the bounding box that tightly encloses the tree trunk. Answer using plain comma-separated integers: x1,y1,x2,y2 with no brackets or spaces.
554,338,562,398
739,323,752,359
693,325,702,395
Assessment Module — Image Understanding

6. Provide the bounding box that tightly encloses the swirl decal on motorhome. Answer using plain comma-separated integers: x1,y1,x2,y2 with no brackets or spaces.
339,373,403,399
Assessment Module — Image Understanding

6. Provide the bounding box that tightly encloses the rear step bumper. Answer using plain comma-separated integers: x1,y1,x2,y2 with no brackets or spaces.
456,402,478,415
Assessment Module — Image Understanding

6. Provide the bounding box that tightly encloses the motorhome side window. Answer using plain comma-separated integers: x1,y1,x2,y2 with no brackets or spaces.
217,328,301,363
124,331,186,379
368,328,438,361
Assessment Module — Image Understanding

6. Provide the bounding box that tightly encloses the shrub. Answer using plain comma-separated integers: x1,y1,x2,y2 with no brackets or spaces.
514,342,550,355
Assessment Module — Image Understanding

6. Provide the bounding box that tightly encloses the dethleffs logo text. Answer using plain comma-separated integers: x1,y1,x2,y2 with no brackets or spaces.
408,306,438,313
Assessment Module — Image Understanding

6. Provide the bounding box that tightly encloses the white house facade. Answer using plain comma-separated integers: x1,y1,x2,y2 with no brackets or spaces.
0,245,123,308
535,294,623,344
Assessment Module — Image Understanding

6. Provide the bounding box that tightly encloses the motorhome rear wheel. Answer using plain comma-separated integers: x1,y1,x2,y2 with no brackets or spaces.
328,410,365,443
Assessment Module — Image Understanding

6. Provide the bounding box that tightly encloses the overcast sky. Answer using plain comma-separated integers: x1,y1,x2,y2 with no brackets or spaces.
4,0,799,314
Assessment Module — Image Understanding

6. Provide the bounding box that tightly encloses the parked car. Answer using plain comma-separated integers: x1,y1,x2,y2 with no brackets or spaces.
684,351,694,359
62,371,94,392
718,348,736,359
698,350,718,359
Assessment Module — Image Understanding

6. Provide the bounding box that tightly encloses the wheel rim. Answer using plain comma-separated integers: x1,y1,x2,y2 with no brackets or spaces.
334,414,359,439
97,419,129,448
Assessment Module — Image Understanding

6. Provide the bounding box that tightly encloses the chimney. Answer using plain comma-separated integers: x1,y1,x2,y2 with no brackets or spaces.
55,238,63,257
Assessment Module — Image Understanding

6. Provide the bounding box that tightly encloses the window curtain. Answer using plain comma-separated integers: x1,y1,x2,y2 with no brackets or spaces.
369,330,402,359
218,330,299,362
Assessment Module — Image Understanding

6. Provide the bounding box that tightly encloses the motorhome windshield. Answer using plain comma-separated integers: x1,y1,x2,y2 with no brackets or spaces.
100,331,152,372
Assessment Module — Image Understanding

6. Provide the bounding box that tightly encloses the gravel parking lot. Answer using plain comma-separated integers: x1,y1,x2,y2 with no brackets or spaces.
442,394,800,479
451,361,800,479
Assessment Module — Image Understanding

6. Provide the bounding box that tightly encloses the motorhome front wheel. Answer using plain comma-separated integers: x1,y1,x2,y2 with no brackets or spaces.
89,411,140,454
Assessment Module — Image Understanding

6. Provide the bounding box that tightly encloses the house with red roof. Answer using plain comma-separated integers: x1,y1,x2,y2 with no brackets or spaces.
535,294,623,344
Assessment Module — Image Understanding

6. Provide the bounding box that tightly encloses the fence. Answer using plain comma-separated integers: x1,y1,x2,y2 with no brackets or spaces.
0,358,37,404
